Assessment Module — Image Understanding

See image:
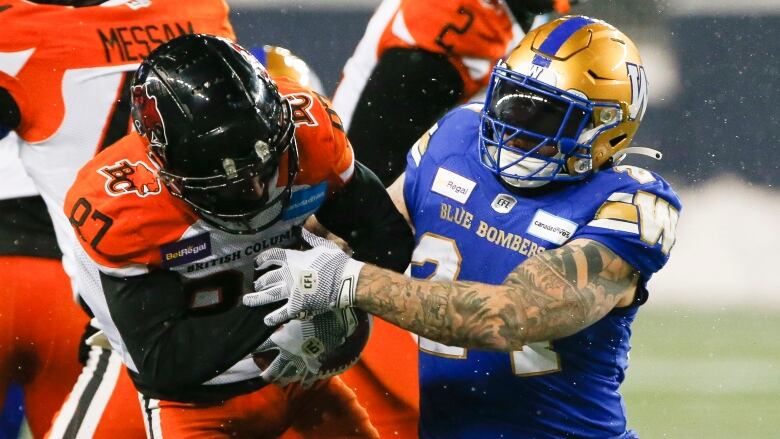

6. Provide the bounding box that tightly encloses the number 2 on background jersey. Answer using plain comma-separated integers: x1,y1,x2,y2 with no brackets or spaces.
411,233,561,377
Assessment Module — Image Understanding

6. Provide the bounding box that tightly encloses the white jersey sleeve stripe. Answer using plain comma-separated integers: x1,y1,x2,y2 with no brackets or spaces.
587,218,640,234
410,140,423,166
391,9,416,45
0,48,35,76
97,262,150,277
339,153,356,183
607,192,635,203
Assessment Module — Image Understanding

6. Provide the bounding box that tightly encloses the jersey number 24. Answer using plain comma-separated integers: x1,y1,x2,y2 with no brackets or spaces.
411,233,561,377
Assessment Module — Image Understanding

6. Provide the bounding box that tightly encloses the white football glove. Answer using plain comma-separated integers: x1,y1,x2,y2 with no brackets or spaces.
254,308,366,387
243,229,364,327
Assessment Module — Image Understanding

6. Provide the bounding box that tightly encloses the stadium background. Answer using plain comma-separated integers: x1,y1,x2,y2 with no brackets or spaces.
5,0,779,437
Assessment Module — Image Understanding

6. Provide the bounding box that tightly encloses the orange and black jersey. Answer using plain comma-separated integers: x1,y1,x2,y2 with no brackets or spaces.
64,81,413,401
374,0,517,97
0,0,234,145
66,78,355,271
0,0,236,293
334,0,522,127
333,0,523,185
332,1,571,185
368,0,571,95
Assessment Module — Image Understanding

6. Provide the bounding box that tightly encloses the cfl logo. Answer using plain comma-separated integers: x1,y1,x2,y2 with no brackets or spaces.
491,193,517,214
300,270,318,293
301,337,325,357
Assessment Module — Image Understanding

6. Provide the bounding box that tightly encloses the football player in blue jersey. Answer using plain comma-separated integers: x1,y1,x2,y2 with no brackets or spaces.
244,15,681,439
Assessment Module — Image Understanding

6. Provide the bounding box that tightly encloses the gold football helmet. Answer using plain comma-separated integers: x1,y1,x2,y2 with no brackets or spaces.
480,15,658,188
256,45,324,94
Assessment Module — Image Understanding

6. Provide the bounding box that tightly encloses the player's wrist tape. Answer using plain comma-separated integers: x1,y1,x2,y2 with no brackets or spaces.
335,258,364,308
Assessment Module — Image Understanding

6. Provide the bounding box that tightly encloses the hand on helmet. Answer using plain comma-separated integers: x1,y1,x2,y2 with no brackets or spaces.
243,228,364,326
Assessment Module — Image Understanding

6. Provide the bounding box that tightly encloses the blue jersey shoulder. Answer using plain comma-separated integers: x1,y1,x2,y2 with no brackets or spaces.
403,104,483,216
572,165,682,277
403,104,682,278
407,104,482,169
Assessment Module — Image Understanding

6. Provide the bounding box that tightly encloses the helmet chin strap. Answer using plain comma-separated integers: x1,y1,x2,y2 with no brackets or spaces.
567,119,664,174
566,124,603,176
610,146,663,165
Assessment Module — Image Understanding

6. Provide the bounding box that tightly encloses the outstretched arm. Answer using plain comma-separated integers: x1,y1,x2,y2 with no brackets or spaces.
247,233,638,351
355,238,638,351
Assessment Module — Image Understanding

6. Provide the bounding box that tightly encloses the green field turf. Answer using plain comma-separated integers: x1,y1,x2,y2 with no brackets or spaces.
622,308,780,438
14,308,778,438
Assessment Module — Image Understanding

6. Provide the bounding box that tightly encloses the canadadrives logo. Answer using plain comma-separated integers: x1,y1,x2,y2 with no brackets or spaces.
99,159,162,198
282,182,327,220
533,221,571,237
526,209,578,245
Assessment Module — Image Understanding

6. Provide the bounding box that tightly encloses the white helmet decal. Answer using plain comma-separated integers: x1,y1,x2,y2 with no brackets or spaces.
627,63,648,121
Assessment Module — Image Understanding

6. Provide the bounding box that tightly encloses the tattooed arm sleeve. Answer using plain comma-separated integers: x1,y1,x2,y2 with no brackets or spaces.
353,238,640,351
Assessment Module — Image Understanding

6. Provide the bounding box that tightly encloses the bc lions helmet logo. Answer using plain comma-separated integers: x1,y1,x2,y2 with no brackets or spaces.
131,84,168,146
99,160,162,198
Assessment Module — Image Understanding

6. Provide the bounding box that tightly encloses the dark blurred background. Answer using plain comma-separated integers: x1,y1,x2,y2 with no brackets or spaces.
228,0,779,188
4,2,778,438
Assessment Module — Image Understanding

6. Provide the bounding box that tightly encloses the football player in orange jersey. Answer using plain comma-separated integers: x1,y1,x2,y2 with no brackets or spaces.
0,134,88,439
63,34,413,438
0,1,234,437
333,0,580,186
260,45,424,439
332,1,580,436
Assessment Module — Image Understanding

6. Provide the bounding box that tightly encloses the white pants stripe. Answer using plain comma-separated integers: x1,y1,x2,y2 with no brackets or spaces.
47,347,122,439
139,396,163,439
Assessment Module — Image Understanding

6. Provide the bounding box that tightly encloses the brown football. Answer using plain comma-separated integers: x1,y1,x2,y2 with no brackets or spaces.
253,308,372,380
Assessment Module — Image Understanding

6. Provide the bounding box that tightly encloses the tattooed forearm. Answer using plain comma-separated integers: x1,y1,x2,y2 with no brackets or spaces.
354,239,639,351
502,239,638,344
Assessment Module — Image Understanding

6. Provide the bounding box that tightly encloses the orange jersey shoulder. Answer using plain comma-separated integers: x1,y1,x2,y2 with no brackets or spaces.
380,0,513,58
275,77,355,194
376,0,515,95
64,133,197,269
0,0,235,142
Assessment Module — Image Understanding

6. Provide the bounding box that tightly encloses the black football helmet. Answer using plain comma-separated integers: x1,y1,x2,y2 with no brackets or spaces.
130,34,298,234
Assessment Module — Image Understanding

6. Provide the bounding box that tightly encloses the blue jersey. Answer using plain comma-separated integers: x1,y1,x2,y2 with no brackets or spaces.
403,105,681,439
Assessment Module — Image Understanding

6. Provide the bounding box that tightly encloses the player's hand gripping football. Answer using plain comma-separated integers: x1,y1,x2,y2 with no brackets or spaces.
253,308,367,387
243,228,365,326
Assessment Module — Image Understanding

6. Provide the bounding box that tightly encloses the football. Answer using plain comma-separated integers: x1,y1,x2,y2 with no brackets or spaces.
318,308,372,377
253,307,372,381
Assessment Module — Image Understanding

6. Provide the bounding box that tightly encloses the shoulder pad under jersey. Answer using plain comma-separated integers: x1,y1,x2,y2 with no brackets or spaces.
64,133,197,270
